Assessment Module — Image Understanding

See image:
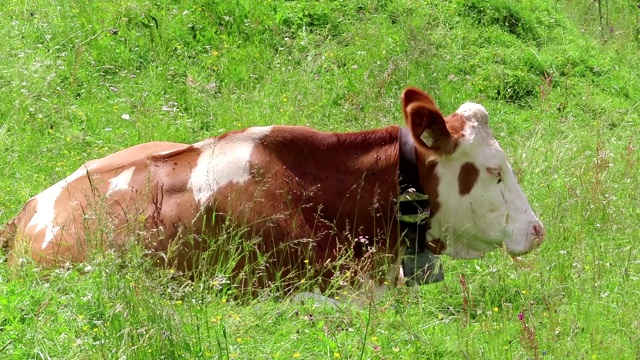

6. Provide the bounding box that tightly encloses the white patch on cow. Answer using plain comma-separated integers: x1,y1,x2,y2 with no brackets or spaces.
188,126,273,205
428,102,544,259
26,166,91,249
107,167,135,196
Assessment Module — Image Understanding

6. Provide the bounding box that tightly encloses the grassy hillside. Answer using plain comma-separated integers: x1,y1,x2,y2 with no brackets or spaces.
1,0,639,358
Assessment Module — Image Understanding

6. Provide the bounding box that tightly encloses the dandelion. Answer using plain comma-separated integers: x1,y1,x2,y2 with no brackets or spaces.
493,307,499,312
236,337,242,343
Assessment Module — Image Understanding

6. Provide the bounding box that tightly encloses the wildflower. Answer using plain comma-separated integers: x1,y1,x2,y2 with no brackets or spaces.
493,307,499,312
121,114,130,120
392,347,400,352
518,313,525,321
521,290,528,295
293,352,301,358
236,337,242,343
334,352,341,358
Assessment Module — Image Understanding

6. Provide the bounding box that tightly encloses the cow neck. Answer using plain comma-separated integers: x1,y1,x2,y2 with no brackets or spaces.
398,127,431,255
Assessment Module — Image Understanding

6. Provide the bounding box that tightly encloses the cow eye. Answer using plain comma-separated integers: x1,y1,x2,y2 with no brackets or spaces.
486,167,502,184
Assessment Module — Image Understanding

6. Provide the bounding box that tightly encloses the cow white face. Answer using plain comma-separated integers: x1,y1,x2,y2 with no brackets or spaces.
431,103,544,258
402,88,545,259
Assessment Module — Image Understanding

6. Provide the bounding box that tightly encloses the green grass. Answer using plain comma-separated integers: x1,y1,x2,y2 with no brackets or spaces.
1,0,639,358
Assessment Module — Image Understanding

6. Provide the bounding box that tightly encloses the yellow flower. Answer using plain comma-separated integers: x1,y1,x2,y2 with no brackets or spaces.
393,347,400,352
521,290,528,295
334,352,341,358
493,307,499,312
293,352,301,358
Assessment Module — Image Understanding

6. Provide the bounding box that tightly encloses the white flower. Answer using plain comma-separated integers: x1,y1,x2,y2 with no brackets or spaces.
121,114,130,120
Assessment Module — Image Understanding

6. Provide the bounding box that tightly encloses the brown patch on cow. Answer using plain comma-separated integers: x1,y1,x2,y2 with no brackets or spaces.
241,125,402,291
445,113,467,139
458,162,479,196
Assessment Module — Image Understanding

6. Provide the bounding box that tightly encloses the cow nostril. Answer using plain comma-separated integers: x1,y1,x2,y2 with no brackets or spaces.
533,222,545,238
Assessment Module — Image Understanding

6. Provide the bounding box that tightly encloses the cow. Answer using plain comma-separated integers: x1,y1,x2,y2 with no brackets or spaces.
0,87,544,300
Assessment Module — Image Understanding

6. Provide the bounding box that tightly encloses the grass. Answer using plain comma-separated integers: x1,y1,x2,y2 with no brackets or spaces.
1,0,639,358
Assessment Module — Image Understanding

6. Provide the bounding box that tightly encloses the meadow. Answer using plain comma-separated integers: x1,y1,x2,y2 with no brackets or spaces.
1,0,639,358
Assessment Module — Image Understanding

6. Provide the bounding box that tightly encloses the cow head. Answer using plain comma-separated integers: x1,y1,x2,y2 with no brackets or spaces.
402,87,545,259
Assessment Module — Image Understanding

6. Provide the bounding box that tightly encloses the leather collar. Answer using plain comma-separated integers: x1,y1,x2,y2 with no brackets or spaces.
398,127,430,254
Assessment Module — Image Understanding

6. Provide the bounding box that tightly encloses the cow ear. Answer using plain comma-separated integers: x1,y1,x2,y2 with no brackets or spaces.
402,87,456,154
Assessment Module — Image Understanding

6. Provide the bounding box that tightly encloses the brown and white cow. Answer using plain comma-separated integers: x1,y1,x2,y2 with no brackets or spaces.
0,87,544,298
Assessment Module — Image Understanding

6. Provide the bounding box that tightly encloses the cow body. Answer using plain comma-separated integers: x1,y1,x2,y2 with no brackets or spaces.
1,87,545,298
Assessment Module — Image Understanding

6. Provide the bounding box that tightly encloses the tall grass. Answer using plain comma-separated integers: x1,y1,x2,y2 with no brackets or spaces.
1,0,639,358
